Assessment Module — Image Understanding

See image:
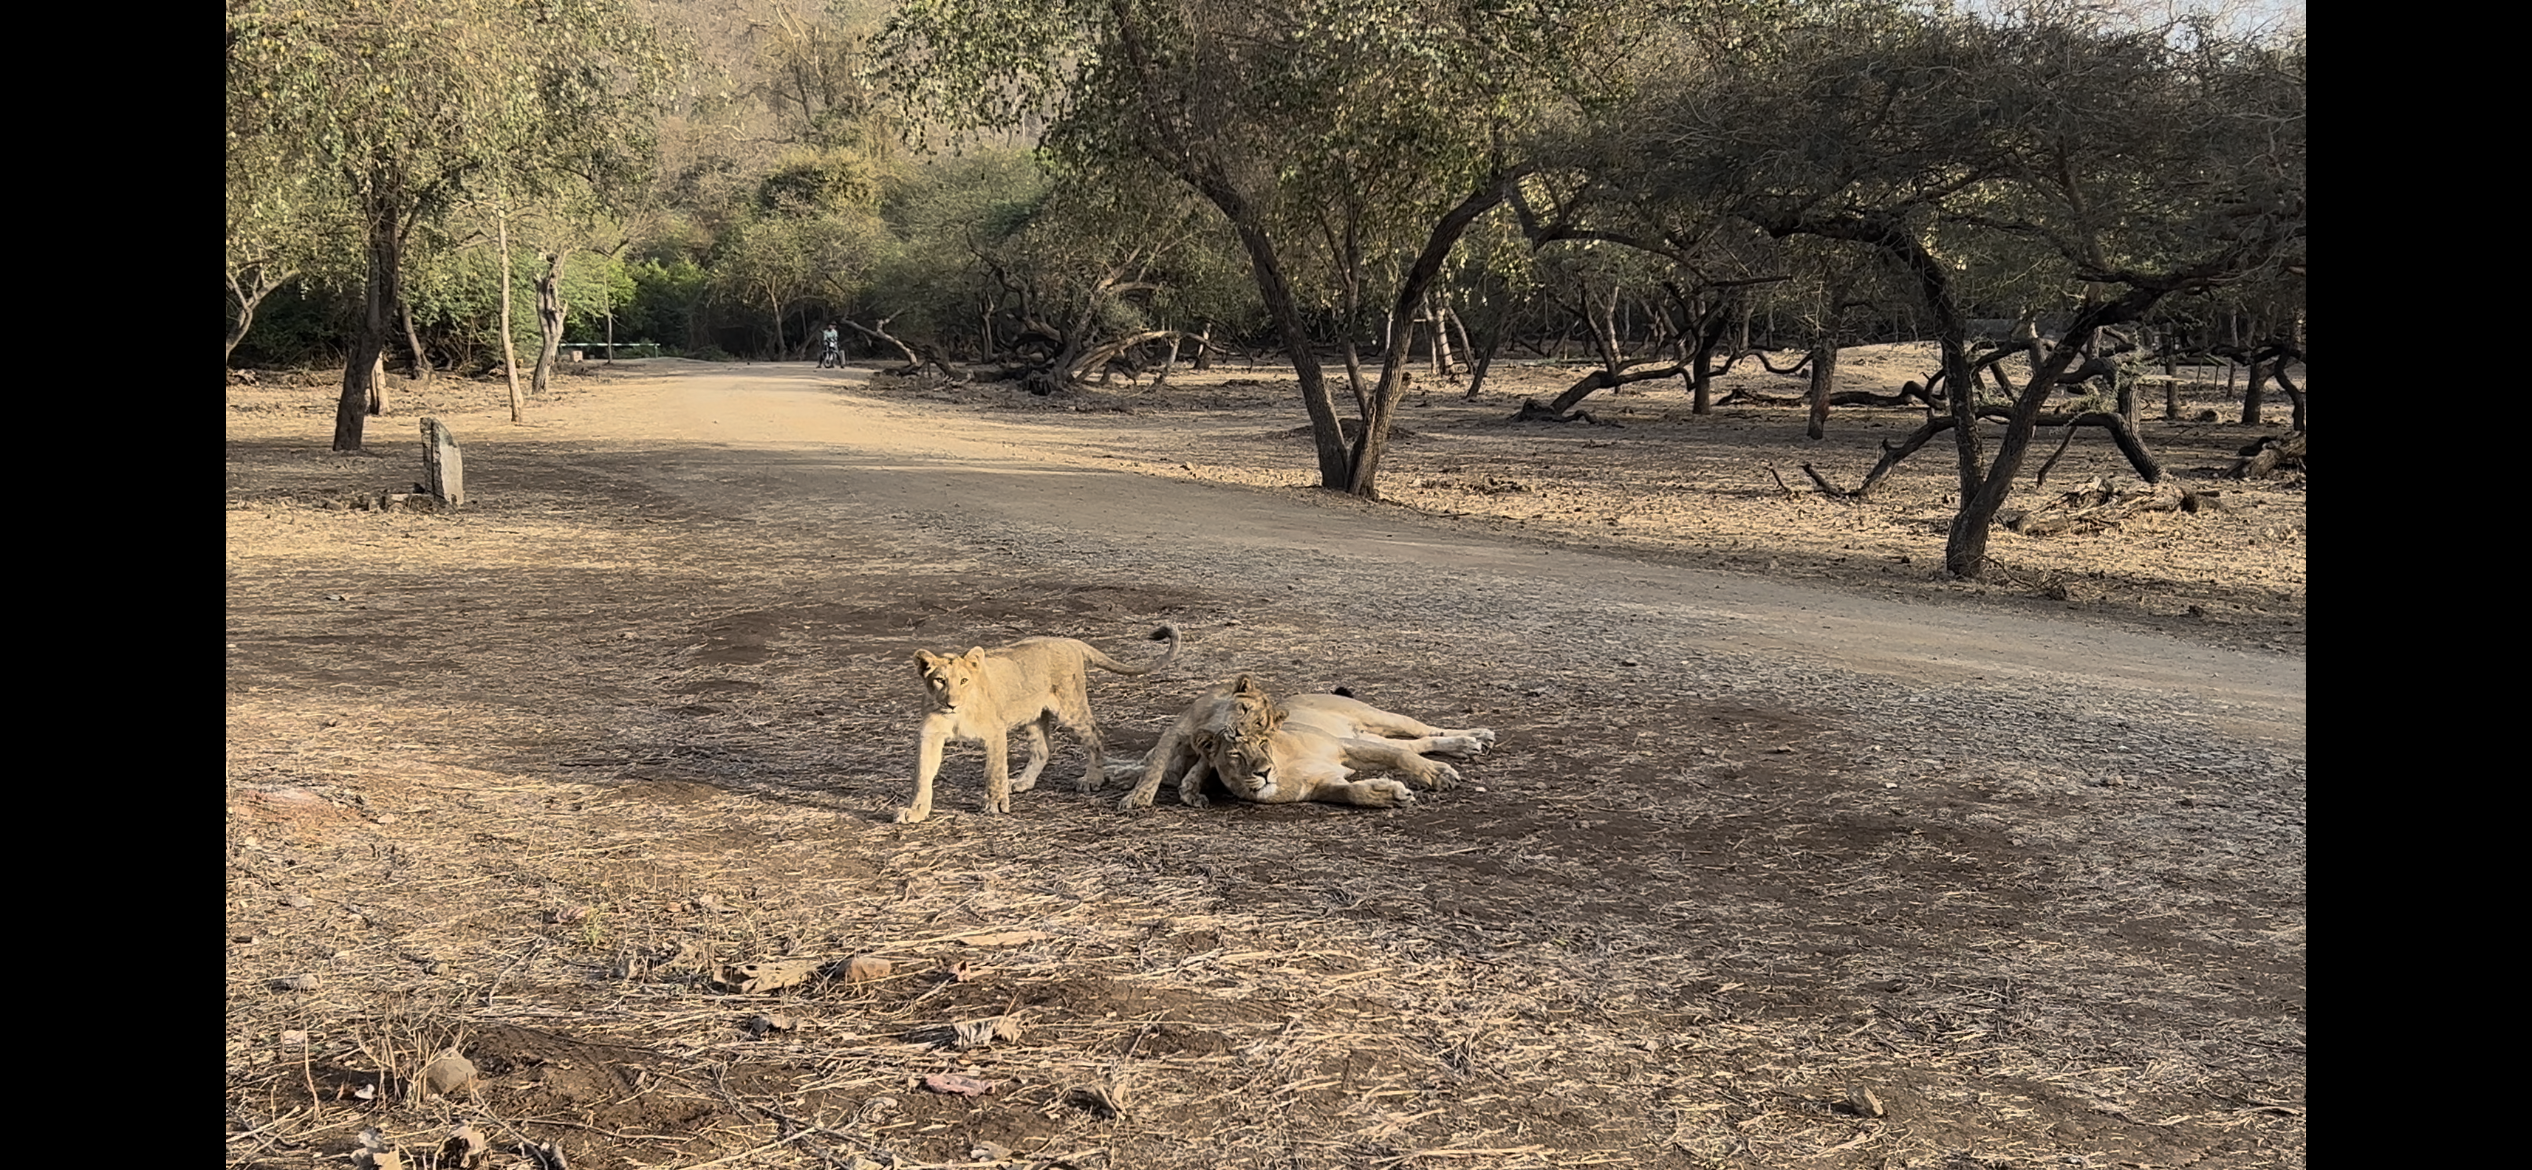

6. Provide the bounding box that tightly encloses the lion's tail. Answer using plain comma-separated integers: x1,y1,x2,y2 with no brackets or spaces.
1087,622,1182,677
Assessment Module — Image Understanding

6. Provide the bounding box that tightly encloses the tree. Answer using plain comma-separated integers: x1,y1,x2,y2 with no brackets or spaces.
1630,1,2304,576
227,0,673,450
878,0,1614,497
225,148,348,365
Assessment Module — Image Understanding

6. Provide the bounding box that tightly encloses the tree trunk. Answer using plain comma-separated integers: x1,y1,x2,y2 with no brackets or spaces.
1340,342,1372,419
2241,357,2271,426
1688,307,1731,416
532,251,565,396
1344,177,1516,498
1226,216,1348,486
1806,342,1837,440
2275,365,2305,431
1445,306,1473,380
401,294,432,387
333,189,401,452
1464,309,1506,401
496,202,524,424
1427,296,1455,378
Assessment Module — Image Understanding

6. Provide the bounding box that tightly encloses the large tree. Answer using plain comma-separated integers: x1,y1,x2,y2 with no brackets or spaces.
877,0,1615,497
226,0,672,450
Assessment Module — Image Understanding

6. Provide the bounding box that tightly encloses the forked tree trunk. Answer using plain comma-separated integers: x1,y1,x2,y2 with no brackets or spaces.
532,251,565,395
1341,178,1515,498
226,267,294,365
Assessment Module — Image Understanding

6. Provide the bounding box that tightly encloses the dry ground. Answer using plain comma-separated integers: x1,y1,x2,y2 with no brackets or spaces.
226,350,2304,1170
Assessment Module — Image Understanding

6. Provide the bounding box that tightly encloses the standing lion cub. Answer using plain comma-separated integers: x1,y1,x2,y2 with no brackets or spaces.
897,624,1181,823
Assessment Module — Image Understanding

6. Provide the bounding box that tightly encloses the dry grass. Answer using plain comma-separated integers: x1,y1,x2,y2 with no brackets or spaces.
229,357,2302,1169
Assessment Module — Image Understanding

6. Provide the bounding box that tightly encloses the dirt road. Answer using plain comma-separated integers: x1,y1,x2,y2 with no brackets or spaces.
226,361,2306,1169
540,363,2299,733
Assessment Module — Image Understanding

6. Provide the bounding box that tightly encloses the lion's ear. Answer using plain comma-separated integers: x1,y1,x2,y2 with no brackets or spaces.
1264,702,1288,730
1233,675,1261,695
1193,731,1218,754
915,651,944,669
961,648,985,664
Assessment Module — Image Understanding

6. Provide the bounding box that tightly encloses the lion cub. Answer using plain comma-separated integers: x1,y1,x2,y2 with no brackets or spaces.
897,624,1181,823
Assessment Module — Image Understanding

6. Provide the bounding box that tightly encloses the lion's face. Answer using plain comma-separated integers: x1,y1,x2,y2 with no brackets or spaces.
915,649,985,712
1194,684,1285,798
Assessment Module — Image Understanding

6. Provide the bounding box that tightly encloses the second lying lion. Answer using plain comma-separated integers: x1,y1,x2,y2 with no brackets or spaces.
1115,677,1495,810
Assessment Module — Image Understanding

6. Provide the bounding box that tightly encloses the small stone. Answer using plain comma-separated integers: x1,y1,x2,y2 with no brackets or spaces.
418,1053,478,1097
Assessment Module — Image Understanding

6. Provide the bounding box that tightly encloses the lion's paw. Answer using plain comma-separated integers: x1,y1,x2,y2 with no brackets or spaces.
1366,781,1417,807
1412,761,1463,790
891,807,929,824
1116,792,1155,813
1180,791,1211,809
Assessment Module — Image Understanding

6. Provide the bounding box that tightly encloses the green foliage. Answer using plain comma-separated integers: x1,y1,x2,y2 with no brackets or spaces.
397,238,636,368
620,258,710,349
227,0,676,206
225,280,357,367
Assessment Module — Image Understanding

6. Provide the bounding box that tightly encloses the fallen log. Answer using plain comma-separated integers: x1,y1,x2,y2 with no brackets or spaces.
1509,399,1624,426
2000,480,2219,536
2228,431,2306,479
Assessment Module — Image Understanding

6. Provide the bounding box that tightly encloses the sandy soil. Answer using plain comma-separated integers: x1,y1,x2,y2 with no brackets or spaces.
226,353,2304,1169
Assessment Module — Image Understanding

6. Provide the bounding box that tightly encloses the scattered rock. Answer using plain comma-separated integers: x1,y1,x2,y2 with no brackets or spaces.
416,1052,478,1098
728,958,819,994
746,1013,795,1037
921,1072,997,1096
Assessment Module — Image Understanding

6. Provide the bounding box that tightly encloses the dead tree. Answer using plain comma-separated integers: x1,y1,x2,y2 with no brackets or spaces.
847,317,968,385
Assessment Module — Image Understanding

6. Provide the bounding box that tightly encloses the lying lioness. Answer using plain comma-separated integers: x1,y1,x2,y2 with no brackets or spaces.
898,624,1181,823
1114,676,1495,810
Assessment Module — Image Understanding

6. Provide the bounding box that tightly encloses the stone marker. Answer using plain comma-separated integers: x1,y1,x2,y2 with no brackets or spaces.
419,417,464,507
